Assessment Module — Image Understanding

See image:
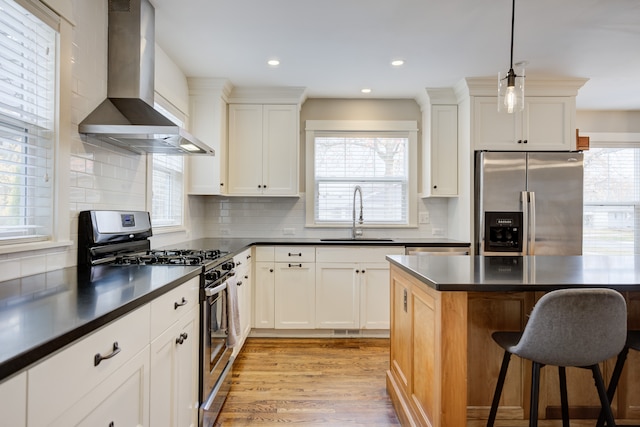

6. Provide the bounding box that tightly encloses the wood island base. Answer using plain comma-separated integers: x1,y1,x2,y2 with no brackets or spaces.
387,263,640,427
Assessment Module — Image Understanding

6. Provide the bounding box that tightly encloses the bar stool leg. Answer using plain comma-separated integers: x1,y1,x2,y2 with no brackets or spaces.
597,346,629,427
487,351,512,427
530,362,542,427
592,364,617,427
558,366,569,427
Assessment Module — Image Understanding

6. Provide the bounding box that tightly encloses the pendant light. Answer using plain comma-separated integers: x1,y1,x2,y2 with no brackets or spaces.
498,0,525,113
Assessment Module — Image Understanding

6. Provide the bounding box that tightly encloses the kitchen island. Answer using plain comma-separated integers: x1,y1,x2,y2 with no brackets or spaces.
386,254,640,426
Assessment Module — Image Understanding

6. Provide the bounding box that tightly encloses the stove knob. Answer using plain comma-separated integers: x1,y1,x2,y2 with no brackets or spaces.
205,271,220,281
221,261,234,271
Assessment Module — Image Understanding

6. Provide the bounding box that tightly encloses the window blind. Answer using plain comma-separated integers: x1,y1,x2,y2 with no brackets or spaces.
314,134,408,224
0,0,56,242
583,147,640,255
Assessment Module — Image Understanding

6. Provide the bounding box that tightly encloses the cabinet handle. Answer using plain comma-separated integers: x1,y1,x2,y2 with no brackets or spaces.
237,280,243,286
176,332,188,345
236,261,242,266
403,289,408,313
288,252,302,257
246,254,251,259
109,422,114,427
288,263,302,268
94,342,121,366
174,297,187,309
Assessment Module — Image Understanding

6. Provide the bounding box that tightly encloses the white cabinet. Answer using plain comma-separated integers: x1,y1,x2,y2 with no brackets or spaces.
273,246,316,328
188,78,231,195
315,263,359,329
0,372,26,427
315,246,405,330
274,262,316,328
50,348,150,427
473,96,575,151
422,89,458,197
27,305,151,426
149,277,200,427
254,246,275,328
150,307,199,427
232,248,253,356
227,104,299,196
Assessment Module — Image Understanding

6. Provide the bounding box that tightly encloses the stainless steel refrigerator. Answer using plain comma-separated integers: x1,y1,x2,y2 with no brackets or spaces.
475,151,583,255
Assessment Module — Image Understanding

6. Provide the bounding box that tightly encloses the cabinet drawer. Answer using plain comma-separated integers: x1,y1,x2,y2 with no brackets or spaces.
275,246,315,262
27,305,150,427
316,246,404,263
255,246,274,262
150,276,200,339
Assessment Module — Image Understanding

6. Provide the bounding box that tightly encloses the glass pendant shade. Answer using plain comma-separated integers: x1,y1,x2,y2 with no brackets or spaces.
498,65,525,113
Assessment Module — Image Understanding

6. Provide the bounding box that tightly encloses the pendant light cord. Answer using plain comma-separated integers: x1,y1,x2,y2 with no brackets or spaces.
509,0,515,69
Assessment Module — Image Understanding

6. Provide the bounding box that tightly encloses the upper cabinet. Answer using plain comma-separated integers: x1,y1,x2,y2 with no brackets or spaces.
187,78,232,195
227,87,306,197
473,96,574,151
457,77,588,152
420,88,458,197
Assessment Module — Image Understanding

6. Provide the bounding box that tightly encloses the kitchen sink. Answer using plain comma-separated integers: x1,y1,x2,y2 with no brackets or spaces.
320,238,394,242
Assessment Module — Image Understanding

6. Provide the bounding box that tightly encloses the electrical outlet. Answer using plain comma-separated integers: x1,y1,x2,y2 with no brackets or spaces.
283,227,295,235
419,212,430,224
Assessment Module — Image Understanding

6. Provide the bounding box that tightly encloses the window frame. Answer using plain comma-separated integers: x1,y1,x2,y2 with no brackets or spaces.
583,132,640,255
305,120,418,228
0,0,62,247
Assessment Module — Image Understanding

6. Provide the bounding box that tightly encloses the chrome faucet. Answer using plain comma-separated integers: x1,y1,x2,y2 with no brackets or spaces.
352,185,363,239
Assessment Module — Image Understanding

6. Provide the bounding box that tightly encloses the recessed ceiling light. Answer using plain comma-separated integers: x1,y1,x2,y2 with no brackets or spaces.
391,59,404,67
267,59,280,66
361,88,372,94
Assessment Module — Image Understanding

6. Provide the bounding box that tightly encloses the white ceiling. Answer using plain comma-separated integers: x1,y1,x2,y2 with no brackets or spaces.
152,0,640,110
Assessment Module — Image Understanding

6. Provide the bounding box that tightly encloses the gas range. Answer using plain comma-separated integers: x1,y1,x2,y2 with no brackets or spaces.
77,210,230,269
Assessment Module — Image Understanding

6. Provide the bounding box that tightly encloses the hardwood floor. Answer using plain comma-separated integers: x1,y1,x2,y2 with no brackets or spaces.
215,337,401,426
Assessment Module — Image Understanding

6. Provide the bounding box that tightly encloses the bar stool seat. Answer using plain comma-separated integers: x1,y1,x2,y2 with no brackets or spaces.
487,288,627,427
596,330,640,427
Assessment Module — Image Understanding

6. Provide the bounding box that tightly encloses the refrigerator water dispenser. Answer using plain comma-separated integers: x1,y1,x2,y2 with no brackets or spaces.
484,212,523,253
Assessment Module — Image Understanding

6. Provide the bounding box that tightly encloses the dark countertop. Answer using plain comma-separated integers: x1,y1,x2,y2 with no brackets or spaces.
0,264,201,381
387,254,640,292
160,237,470,253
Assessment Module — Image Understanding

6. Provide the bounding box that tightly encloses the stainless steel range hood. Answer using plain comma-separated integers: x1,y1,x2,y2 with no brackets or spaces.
79,0,214,155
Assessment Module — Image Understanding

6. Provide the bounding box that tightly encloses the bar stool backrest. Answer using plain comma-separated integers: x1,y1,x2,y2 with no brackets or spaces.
511,288,627,367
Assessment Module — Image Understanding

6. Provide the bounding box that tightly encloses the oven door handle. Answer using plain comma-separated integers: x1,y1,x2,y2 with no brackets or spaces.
205,282,227,298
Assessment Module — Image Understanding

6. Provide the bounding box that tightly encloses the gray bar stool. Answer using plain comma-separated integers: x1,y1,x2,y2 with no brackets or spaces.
596,330,640,427
486,288,627,427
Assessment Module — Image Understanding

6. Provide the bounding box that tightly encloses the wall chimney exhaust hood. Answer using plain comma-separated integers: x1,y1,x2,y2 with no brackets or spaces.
79,0,214,155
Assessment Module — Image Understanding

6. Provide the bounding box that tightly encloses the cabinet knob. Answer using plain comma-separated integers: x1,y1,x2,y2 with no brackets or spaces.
523,139,528,144
356,269,360,273
258,185,262,189
362,269,366,274
176,332,188,345
517,139,523,144
220,183,224,186
237,280,243,286
269,269,274,273
433,185,438,189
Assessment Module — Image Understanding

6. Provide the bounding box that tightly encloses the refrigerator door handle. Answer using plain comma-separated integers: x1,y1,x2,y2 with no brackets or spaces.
529,191,536,255
521,191,529,256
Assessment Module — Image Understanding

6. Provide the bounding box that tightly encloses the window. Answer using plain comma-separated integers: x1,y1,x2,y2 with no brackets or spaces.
0,0,57,243
306,120,417,227
583,141,640,255
150,100,184,228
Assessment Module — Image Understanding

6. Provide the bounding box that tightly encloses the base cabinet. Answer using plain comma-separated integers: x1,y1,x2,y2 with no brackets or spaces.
150,307,199,427
233,248,253,356
52,348,150,427
274,262,316,328
0,372,26,427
